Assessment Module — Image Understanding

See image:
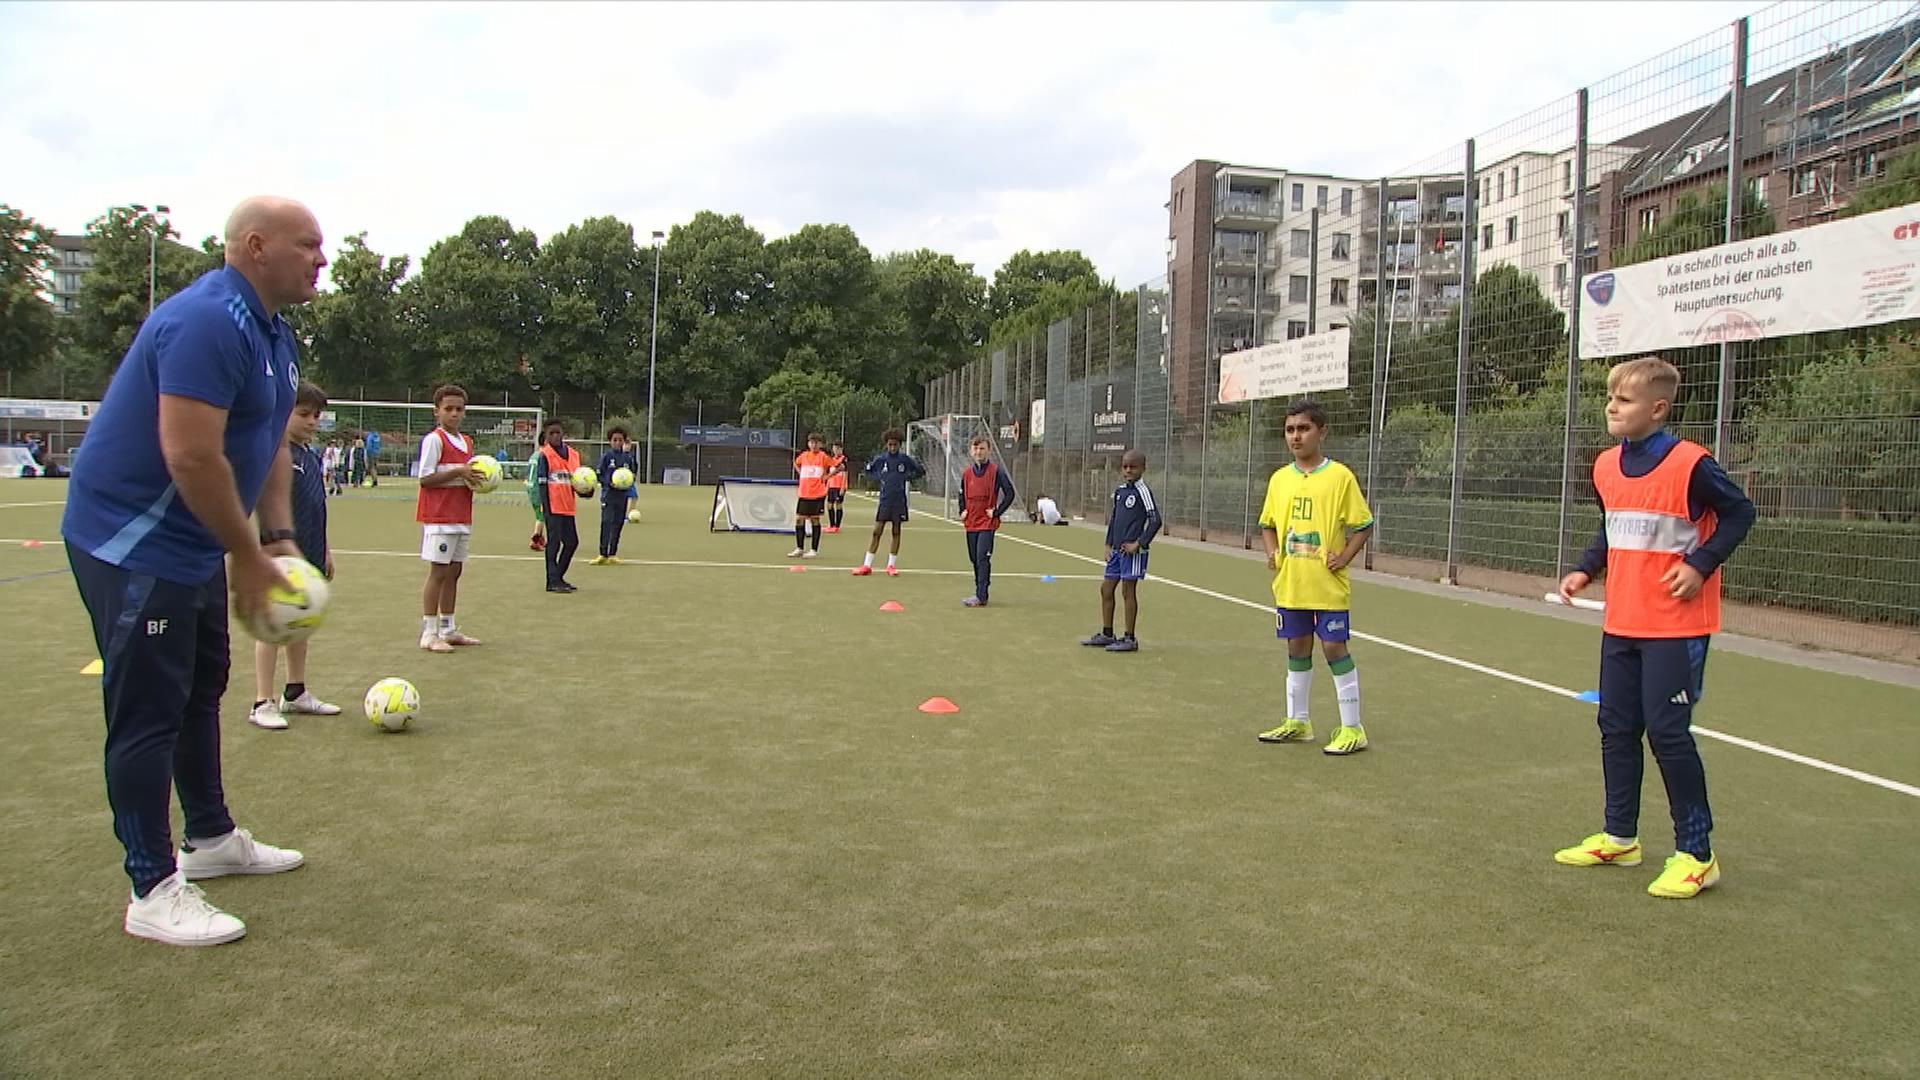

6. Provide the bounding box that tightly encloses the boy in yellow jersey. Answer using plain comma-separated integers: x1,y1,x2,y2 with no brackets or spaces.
1255,400,1375,755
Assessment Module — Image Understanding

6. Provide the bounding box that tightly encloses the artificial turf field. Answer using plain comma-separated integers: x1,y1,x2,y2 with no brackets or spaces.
1,479,1916,1079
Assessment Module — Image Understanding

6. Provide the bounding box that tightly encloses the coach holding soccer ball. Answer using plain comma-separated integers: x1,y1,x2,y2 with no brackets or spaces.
61,197,324,947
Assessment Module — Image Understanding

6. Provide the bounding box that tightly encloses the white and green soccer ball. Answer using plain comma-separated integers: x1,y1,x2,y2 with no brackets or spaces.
626,507,641,524
364,677,420,733
468,454,503,494
570,466,599,496
611,466,635,490
244,555,329,645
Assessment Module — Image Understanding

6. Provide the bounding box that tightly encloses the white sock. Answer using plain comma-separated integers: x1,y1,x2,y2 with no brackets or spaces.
185,830,232,850
887,554,897,568
1333,666,1361,728
439,614,455,635
1286,669,1312,722
1607,833,1637,846
421,616,436,636
863,552,873,568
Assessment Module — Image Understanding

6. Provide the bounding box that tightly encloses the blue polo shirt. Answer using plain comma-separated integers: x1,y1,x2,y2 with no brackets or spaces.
62,266,300,585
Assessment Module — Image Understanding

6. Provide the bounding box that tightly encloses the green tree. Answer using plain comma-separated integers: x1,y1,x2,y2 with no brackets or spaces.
764,223,891,387
986,249,1101,325
1419,264,1567,401
1616,183,1774,266
0,205,61,381
1744,333,1920,520
70,206,207,369
410,216,542,391
874,248,989,401
741,367,852,429
654,212,772,408
534,216,647,397
301,232,413,393
1845,146,1920,217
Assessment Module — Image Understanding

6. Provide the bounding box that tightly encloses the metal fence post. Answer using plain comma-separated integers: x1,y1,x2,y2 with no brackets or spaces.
1365,177,1389,571
1445,139,1478,585
693,399,703,485
1242,230,1264,548
1716,16,1749,459
1307,206,1321,334
1556,90,1591,580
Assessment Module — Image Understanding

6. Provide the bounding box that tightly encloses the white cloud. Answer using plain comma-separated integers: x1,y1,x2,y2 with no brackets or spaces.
3,0,1779,290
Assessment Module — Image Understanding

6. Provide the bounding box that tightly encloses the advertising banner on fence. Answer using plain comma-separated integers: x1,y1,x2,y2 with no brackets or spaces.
1091,379,1134,453
677,425,793,448
1578,203,1920,358
1217,328,1351,404
1029,399,1046,448
0,398,97,420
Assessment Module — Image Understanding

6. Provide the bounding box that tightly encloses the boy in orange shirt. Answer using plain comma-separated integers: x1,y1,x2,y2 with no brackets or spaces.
790,433,831,559
1555,357,1755,899
825,440,850,533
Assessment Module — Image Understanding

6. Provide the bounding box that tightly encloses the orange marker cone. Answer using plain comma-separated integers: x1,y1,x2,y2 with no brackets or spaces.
789,565,807,573
918,697,959,714
879,601,905,612
23,540,43,548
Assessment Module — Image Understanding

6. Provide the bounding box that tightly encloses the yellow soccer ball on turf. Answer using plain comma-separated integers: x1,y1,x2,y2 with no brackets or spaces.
244,556,329,645
611,466,635,490
469,454,502,494
361,478,374,488
627,508,641,524
571,466,599,496
365,677,420,733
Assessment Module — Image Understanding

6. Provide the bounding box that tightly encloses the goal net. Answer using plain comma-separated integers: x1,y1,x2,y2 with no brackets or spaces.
906,414,1027,523
323,400,544,482
710,476,800,533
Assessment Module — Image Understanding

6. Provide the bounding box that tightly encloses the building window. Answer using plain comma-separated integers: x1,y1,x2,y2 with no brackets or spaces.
1480,178,1490,205
1167,236,1178,263
1316,184,1329,210
1747,176,1767,208
1556,211,1569,239
1287,320,1308,340
1331,233,1351,260
1330,279,1349,306
1506,216,1518,244
1291,183,1304,211
1289,275,1310,303
1291,229,1311,257
1857,151,1886,181
1482,223,1494,250
1554,263,1568,290
1497,172,1505,202
1563,160,1573,191
1341,188,1353,216
1638,206,1660,233
1511,166,1520,197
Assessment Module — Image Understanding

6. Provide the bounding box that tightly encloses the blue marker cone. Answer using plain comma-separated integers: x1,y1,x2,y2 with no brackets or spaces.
1041,575,1056,583
1576,690,1601,704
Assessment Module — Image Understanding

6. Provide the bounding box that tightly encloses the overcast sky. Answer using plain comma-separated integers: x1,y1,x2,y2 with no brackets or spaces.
4,1,1809,289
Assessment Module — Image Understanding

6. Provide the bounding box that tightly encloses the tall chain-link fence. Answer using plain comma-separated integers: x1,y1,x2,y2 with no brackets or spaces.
928,0,1920,662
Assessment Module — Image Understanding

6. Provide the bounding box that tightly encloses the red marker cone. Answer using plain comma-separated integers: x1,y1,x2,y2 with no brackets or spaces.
789,565,807,573
879,601,905,612
23,540,43,548
918,697,959,714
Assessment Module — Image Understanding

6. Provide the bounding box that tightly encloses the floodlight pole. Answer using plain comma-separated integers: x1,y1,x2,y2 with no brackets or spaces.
645,229,665,483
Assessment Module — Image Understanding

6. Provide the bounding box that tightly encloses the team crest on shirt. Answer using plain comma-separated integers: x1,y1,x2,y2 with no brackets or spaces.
286,359,300,390
1124,495,1136,508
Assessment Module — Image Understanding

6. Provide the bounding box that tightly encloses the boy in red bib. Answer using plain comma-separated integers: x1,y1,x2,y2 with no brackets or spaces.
1556,357,1755,899
416,384,483,653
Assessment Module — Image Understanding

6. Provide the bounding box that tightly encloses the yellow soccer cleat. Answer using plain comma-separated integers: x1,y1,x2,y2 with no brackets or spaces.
1257,719,1313,744
1553,832,1643,868
1323,725,1369,755
1647,853,1719,898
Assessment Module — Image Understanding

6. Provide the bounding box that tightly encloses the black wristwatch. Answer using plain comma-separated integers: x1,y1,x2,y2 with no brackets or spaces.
260,529,296,545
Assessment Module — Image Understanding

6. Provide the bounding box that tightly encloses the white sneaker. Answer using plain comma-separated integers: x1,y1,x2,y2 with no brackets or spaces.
177,827,305,880
802,550,819,559
786,548,805,557
440,630,482,647
420,630,452,654
281,691,341,716
248,700,288,731
125,872,246,946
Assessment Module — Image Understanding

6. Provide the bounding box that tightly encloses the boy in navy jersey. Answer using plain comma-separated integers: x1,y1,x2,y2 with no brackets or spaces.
1082,450,1160,652
249,382,343,729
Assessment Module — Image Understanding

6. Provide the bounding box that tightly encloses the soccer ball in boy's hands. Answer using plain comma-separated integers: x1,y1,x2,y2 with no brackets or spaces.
571,467,599,496
243,556,329,645
611,467,635,490
627,508,641,524
365,677,420,733
468,454,502,494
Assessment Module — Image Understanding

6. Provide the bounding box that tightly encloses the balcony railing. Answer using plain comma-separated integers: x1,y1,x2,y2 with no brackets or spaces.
1560,228,1600,256
1212,247,1271,269
1420,250,1463,273
1212,288,1257,310
1214,197,1285,222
